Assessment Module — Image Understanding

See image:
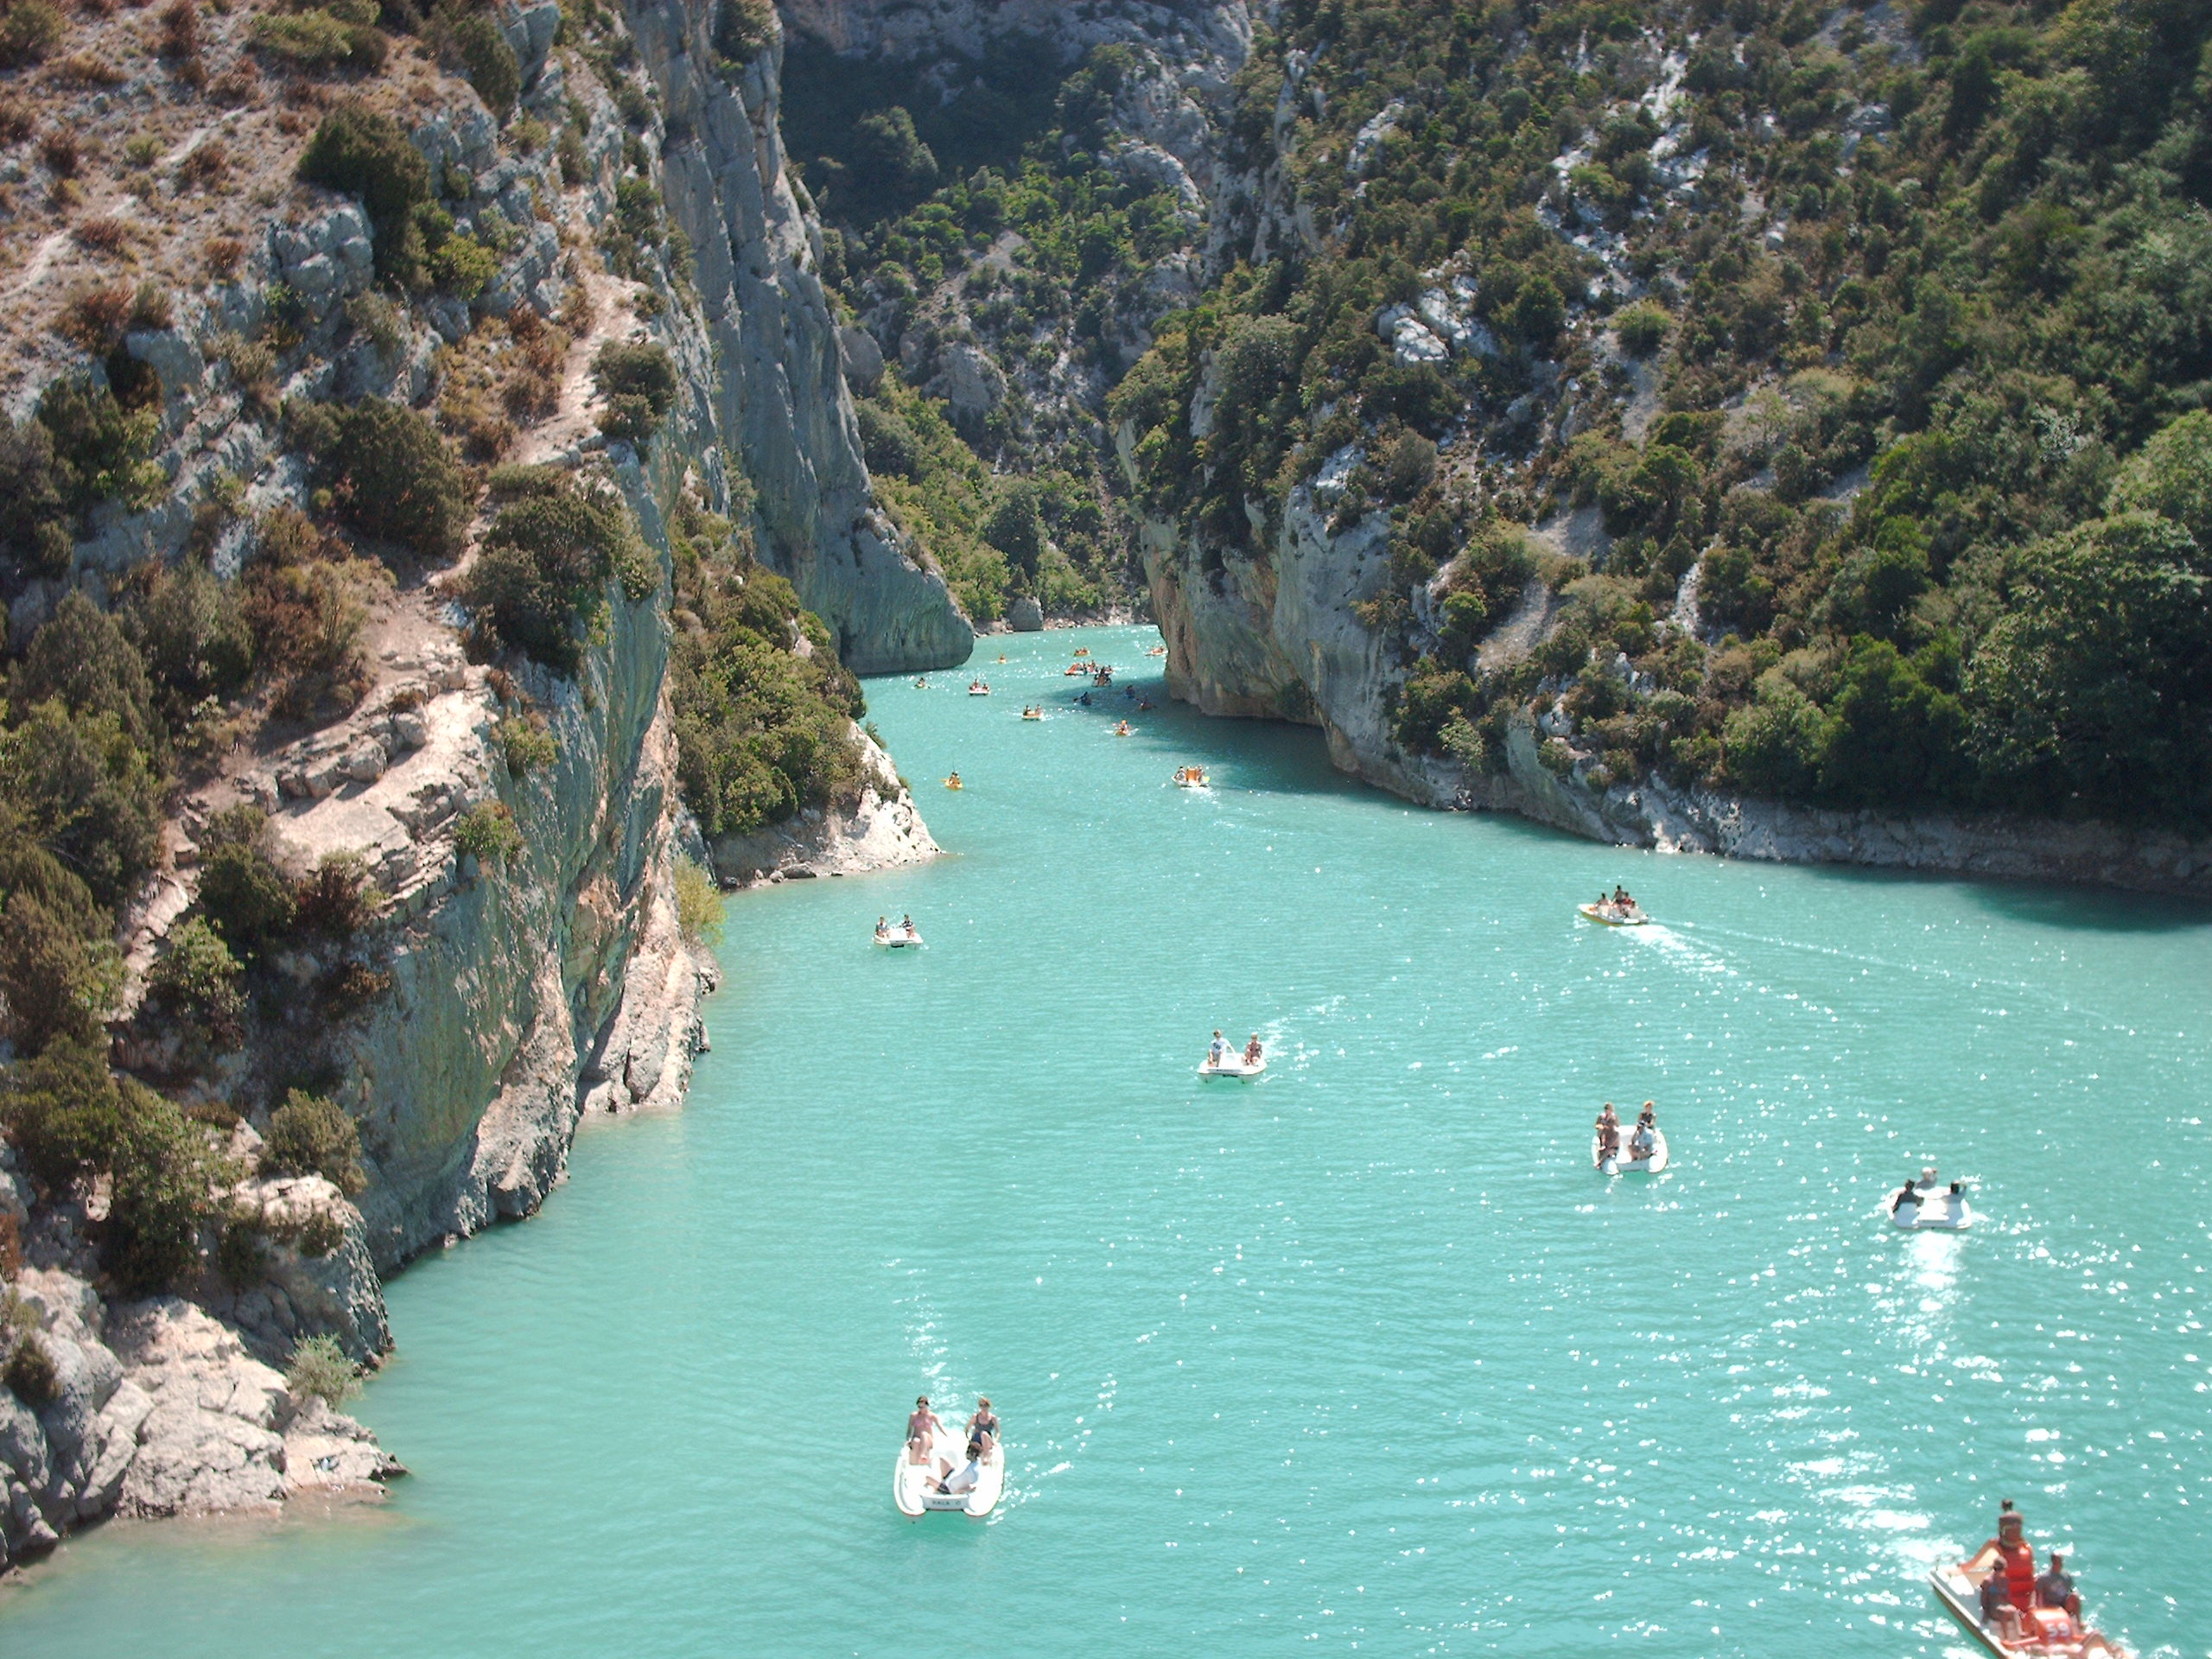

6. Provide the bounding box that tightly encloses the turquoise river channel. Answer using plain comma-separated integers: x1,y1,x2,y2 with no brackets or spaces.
5,625,2210,1656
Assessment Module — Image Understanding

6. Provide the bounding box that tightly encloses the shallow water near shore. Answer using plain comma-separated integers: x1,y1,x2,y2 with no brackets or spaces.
9,623,2211,1656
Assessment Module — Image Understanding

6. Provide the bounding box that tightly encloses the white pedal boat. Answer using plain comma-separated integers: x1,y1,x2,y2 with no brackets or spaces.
874,929,924,950
1595,1128,1669,1174
1889,1169,1975,1230
968,684,991,696
1929,1561,2126,1656
1578,902,1649,926
1198,1054,1266,1078
894,1420,1003,1520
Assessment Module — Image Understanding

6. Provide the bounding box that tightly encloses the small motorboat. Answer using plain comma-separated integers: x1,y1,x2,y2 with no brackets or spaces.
1595,1128,1669,1174
969,681,990,696
874,925,924,949
893,1418,1003,1521
1173,766,1208,789
1929,1560,2125,1656
1888,1167,1976,1230
1578,901,1649,926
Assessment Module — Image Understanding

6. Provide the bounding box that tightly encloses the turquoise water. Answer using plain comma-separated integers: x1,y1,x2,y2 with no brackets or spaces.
8,624,2210,1656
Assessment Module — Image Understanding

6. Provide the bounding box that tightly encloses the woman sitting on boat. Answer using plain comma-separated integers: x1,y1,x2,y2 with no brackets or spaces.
1594,1103,1621,1163
966,1397,999,1452
874,916,891,943
1243,1034,1263,1066
1630,1103,1656,1160
906,1396,943,1464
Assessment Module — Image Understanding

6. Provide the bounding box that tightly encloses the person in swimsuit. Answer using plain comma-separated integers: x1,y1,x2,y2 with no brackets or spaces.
967,1397,999,1452
1243,1033,1263,1066
1977,1569,2024,1642
2037,1552,2080,1618
874,916,889,941
1595,1103,1621,1163
1630,1102,1656,1160
906,1395,943,1463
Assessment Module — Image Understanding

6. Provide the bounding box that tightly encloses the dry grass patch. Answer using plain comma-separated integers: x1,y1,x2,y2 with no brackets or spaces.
56,45,124,81
56,280,134,352
39,125,81,175
73,213,133,253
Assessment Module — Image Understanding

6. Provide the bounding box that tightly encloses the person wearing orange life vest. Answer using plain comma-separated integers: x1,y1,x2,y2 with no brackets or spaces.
1963,1502,2038,1611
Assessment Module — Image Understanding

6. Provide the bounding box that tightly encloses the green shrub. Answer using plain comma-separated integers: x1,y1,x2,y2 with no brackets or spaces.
147,915,245,1049
196,808,296,952
591,340,678,445
0,0,63,68
260,1088,365,1194
463,480,655,673
498,713,558,773
429,231,498,300
1614,301,1669,359
0,886,120,1055
252,8,386,72
673,856,722,945
284,1332,358,1406
2109,410,2212,546
3,1038,213,1294
3,1332,55,1404
454,11,519,119
713,0,772,70
315,399,472,561
120,559,257,719
35,375,163,517
13,591,168,766
0,698,167,910
298,104,432,286
453,799,524,864
0,412,70,582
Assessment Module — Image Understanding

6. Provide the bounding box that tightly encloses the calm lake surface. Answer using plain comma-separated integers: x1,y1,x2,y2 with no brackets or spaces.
8,624,2209,1656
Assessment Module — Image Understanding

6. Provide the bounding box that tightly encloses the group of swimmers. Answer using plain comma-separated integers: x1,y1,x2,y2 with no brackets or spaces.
1594,1100,1659,1166
1965,1500,2116,1651
905,1395,999,1496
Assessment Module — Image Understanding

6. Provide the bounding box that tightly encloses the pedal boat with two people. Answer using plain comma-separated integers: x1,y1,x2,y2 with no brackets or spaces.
874,921,925,950
1889,1166,1976,1230
1198,1039,1267,1079
1173,766,1209,789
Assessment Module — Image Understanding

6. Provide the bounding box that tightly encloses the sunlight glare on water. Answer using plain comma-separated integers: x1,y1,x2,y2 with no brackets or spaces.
7,625,2209,1657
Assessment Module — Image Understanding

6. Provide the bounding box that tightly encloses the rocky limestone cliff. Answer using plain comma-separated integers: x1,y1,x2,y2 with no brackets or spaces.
0,0,950,1570
626,1,972,673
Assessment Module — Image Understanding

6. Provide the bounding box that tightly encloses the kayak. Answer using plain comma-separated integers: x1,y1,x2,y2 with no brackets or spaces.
1929,1561,2125,1656
1595,1128,1669,1174
1578,902,1649,926
893,1417,1003,1521
1198,1055,1267,1078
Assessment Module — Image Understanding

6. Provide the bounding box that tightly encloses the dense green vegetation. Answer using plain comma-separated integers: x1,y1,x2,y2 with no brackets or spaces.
665,491,867,837
1106,0,2212,829
461,469,657,675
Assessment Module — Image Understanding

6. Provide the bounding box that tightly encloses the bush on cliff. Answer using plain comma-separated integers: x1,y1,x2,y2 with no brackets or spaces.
0,698,167,912
0,878,119,1056
591,341,679,447
145,916,246,1052
285,1333,359,1406
2,1037,214,1294
297,104,432,287
451,10,518,121
261,1088,365,1195
308,399,473,563
463,476,655,675
713,0,773,73
196,806,297,955
664,499,866,837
